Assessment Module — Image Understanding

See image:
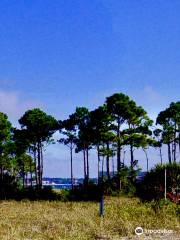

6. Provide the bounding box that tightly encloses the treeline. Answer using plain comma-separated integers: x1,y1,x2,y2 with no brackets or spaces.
0,93,180,193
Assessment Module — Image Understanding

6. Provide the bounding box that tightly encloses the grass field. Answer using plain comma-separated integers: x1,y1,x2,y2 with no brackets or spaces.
0,197,179,240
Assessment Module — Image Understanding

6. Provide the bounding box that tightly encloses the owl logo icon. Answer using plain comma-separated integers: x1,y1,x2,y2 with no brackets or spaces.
135,227,144,236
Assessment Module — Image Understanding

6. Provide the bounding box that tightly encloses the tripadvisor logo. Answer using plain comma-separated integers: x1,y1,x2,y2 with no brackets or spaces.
135,227,143,236
135,227,173,236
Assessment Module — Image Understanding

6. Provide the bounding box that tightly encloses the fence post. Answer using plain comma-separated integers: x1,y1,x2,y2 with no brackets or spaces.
164,168,167,200
99,194,104,217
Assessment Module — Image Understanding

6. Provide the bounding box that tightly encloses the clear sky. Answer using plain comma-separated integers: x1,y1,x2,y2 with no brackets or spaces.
0,0,179,177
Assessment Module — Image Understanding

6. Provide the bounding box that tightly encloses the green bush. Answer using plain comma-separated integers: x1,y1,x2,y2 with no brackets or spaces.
122,182,136,197
0,173,20,199
100,166,139,197
137,162,180,201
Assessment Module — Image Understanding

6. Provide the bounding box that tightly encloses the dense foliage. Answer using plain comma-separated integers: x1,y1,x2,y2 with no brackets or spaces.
137,162,180,201
0,93,179,200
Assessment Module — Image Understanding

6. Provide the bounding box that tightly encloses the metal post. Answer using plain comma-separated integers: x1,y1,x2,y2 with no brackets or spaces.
99,194,104,217
164,168,167,200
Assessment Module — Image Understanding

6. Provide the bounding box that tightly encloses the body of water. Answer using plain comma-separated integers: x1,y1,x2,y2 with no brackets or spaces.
42,178,97,189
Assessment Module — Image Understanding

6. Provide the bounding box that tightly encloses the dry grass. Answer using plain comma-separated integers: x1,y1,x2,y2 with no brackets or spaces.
0,197,179,240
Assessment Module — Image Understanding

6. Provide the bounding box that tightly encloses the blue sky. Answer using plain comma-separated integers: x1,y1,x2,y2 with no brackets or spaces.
0,0,179,177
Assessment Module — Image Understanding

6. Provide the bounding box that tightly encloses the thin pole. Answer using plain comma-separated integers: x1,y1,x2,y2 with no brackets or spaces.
99,194,104,217
164,168,167,200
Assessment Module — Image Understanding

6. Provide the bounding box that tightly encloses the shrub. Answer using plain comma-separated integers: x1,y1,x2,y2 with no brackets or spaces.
137,162,180,201
0,173,19,199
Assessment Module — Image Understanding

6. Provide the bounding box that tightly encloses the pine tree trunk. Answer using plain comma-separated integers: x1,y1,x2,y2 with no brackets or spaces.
159,147,163,165
97,145,100,184
30,161,32,187
106,142,110,181
25,173,28,188
102,156,104,178
37,141,41,189
40,143,43,187
168,142,171,163
173,141,176,162
117,118,121,172
112,156,115,177
130,143,134,168
83,148,86,181
86,148,89,183
123,150,126,167
143,149,149,172
173,123,176,162
130,143,135,183
22,163,25,189
34,144,38,187
70,143,73,189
